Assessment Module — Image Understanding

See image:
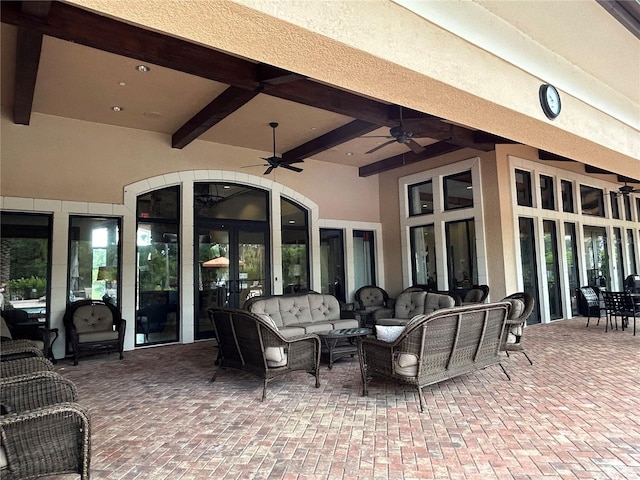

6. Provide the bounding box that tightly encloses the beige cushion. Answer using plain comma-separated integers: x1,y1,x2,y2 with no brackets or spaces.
0,316,12,340
375,325,404,343
0,445,6,469
256,314,287,366
73,304,114,334
395,353,418,377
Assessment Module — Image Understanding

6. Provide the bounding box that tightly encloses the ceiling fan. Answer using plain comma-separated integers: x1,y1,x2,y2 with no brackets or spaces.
245,122,304,175
364,107,426,155
613,181,640,196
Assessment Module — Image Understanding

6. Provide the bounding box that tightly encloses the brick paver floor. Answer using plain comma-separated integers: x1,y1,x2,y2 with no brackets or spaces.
47,316,639,479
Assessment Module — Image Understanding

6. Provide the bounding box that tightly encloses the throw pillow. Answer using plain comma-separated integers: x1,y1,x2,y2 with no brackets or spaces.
375,325,404,343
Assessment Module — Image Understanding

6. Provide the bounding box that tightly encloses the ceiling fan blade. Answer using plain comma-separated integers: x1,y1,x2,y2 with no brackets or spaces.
287,158,305,165
263,166,274,175
365,139,396,154
362,135,394,139
243,163,268,168
280,163,303,173
407,139,425,154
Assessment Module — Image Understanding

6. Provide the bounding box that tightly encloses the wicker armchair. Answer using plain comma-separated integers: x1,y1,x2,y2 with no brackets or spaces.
0,371,90,480
208,307,321,401
1,356,54,378
353,286,394,326
63,300,126,365
500,292,535,365
461,285,490,305
360,302,511,412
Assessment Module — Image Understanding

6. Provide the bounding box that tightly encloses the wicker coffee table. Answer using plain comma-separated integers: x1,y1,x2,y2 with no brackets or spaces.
318,327,373,369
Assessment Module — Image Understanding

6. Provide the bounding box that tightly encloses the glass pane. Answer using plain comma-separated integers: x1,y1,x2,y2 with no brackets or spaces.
353,230,376,290
561,180,574,213
612,227,624,288
194,182,268,221
410,224,436,289
518,217,540,324
583,225,608,288
543,220,562,320
408,180,434,216
238,230,267,307
445,219,477,290
281,197,309,293
137,187,179,219
136,223,179,346
540,175,555,210
580,185,604,217
623,195,632,221
627,229,637,275
320,229,345,302
444,171,473,210
564,223,580,315
637,198,640,221
197,229,229,339
610,193,620,219
515,169,532,207
1,213,51,324
69,216,120,305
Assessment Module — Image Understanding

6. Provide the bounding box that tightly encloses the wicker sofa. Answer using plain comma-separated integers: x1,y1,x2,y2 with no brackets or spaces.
359,302,511,412
372,289,456,326
245,292,359,337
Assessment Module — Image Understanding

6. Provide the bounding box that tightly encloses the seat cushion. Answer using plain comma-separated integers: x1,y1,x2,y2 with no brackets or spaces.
78,330,119,343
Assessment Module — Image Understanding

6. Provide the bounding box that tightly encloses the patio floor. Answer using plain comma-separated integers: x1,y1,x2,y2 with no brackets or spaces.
47,316,639,480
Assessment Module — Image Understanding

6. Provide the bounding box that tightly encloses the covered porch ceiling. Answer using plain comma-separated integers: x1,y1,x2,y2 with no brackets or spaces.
1,0,638,182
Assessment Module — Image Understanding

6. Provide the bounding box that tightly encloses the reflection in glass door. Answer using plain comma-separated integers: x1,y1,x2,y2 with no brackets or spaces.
543,220,562,320
518,217,540,324
583,226,608,289
320,229,346,302
353,230,376,290
410,224,437,289
196,225,269,339
564,223,580,315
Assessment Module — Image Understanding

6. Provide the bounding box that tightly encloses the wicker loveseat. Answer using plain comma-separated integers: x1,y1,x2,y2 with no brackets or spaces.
244,292,359,337
359,302,511,412
208,307,321,400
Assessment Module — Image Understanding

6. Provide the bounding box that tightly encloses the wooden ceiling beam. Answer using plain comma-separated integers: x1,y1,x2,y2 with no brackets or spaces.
12,1,51,125
172,87,262,149
282,120,379,162
359,142,463,177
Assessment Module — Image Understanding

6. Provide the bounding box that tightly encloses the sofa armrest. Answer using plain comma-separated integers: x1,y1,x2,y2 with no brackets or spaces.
0,371,78,413
0,402,91,480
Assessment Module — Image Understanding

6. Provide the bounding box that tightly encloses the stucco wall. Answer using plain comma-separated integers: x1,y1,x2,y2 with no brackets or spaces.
0,111,380,222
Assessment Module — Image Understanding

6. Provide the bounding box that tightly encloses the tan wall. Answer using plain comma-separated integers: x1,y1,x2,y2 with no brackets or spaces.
0,111,380,222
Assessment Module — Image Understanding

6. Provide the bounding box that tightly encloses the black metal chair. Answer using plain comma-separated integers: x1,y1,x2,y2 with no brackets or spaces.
601,291,638,336
577,286,605,327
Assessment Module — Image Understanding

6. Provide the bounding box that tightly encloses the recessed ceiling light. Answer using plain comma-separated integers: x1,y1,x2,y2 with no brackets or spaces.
118,81,127,86
136,65,150,72
289,220,296,224
223,185,230,189
111,106,123,112
346,152,353,156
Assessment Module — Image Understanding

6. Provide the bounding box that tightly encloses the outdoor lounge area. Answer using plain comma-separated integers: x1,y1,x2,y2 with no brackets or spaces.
31,315,639,480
